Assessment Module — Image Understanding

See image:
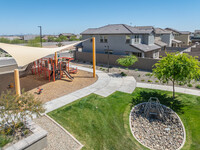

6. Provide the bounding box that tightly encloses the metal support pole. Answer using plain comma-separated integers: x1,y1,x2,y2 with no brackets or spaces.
14,69,21,96
38,26,42,47
108,52,110,73
55,52,58,67
92,37,96,78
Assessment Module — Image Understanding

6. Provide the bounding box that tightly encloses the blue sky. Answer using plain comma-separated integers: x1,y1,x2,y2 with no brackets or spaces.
0,0,199,35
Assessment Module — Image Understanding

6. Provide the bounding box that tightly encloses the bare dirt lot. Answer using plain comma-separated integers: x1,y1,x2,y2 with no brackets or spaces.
0,70,97,103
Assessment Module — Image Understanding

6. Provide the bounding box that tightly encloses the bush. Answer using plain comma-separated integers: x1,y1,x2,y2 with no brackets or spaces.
141,79,145,82
145,73,152,77
135,69,138,72
162,80,167,84
148,80,152,83
138,74,140,77
187,83,193,87
195,84,200,89
155,80,159,83
179,82,185,86
120,72,127,76
0,90,45,143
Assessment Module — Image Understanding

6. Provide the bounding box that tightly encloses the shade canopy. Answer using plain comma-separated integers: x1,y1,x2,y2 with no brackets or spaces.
0,41,82,67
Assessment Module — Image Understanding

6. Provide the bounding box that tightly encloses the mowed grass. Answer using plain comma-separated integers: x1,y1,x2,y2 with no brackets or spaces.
48,88,200,150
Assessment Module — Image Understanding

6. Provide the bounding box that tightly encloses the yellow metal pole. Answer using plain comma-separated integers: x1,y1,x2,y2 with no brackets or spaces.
14,69,21,96
55,52,58,67
92,37,96,78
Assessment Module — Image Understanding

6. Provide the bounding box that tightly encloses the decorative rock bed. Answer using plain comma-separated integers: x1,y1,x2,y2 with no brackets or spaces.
130,102,186,150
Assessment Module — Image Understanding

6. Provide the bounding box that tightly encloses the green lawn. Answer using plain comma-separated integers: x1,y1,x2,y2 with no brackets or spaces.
48,88,200,150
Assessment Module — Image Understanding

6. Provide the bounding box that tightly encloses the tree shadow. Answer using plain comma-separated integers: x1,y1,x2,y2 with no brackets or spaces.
131,91,185,114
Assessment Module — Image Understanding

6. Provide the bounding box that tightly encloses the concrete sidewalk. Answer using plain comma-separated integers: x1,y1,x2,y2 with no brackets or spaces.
137,82,200,96
44,65,136,113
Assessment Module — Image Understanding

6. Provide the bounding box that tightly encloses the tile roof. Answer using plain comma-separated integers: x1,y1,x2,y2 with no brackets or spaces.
81,24,153,35
130,44,161,52
154,40,167,47
154,28,172,34
165,28,191,35
179,31,191,34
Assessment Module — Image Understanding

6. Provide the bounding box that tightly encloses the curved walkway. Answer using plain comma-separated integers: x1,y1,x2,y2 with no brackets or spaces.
137,82,200,96
44,65,136,113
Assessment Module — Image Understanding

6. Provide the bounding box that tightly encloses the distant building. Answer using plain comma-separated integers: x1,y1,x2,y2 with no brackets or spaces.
23,35,38,41
59,33,75,39
165,28,191,46
0,36,23,40
154,28,173,48
191,30,200,43
81,24,161,59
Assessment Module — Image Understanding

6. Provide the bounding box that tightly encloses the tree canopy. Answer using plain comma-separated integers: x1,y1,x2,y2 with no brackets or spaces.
153,53,200,98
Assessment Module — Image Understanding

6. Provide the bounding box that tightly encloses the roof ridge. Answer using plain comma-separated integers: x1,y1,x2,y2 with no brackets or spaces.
122,24,134,34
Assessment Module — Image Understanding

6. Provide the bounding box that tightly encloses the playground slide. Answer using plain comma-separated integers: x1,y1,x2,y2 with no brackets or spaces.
63,70,74,80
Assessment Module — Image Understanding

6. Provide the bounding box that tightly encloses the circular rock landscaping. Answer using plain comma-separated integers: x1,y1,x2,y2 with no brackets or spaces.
130,102,185,150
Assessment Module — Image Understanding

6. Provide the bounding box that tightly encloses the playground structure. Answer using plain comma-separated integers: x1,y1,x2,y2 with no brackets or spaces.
31,54,77,82
0,37,96,96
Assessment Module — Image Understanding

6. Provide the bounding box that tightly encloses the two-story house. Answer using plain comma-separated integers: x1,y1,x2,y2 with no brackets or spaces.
154,28,174,48
165,28,191,46
81,24,161,59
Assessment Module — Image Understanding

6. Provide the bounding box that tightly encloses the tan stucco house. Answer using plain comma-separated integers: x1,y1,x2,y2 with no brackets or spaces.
165,28,191,46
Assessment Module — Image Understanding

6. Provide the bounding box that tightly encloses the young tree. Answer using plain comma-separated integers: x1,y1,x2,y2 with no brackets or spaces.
153,53,200,98
0,90,45,138
117,55,138,71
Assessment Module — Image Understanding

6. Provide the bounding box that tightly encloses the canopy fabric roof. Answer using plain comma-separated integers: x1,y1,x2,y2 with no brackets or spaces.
0,41,83,67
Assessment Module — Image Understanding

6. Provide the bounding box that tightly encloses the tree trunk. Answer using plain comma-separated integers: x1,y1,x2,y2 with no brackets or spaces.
172,81,175,99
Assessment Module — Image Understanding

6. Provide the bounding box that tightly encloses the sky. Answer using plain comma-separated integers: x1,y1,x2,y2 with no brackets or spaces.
0,0,199,35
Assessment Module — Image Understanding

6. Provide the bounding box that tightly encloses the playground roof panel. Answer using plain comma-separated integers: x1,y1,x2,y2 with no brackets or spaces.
0,41,82,67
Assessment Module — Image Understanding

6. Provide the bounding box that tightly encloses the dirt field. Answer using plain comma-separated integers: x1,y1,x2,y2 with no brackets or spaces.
0,70,97,103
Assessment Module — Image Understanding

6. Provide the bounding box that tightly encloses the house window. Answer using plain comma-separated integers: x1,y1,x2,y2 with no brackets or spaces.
100,36,108,43
132,52,142,57
104,36,108,43
135,35,139,43
90,36,93,42
126,35,130,44
100,36,104,43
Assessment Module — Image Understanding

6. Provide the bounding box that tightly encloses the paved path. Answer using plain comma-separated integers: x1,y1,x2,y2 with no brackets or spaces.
44,65,136,113
137,82,200,96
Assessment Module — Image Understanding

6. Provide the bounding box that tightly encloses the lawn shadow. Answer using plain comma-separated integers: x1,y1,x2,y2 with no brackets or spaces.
131,91,185,114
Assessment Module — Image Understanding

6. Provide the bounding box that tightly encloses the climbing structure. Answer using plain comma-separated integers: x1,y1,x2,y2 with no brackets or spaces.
31,55,77,82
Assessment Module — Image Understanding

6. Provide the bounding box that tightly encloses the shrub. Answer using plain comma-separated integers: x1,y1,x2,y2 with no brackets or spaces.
155,80,159,83
138,74,140,77
135,69,138,72
125,68,128,70
120,72,127,76
162,80,167,84
145,73,152,77
195,84,200,89
148,80,152,83
0,90,45,143
179,82,185,86
141,79,145,82
187,83,193,87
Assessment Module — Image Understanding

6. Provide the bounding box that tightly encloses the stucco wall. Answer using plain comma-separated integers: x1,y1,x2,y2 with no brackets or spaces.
82,34,149,55
75,51,158,71
161,33,173,47
175,34,190,45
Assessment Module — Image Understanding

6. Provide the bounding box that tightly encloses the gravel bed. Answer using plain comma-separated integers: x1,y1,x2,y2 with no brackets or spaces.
130,103,185,150
34,115,82,150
